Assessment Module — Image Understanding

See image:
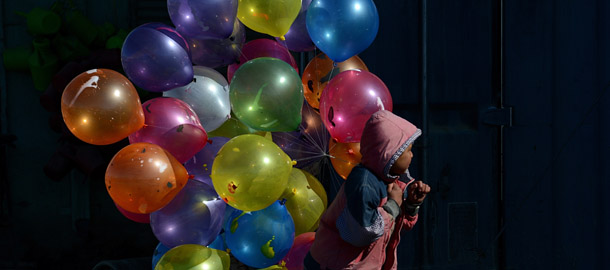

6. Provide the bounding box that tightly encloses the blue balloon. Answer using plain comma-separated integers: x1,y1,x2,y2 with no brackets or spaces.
208,232,227,251
151,242,170,269
121,23,193,92
306,0,379,62
224,201,295,268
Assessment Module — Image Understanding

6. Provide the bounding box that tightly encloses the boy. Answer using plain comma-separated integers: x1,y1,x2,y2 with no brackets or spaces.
304,110,430,270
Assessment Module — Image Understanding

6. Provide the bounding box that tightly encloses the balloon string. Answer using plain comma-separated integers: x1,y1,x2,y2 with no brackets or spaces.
235,44,250,62
280,131,327,155
294,153,330,163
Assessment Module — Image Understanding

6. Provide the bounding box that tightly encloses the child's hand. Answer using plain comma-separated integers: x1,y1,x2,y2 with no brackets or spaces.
387,183,404,207
406,181,430,205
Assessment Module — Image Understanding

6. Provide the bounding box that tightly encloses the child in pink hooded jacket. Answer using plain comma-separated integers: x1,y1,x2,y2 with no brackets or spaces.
304,110,431,270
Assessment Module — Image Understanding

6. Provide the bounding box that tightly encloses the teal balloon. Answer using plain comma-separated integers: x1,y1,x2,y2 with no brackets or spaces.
224,201,295,268
230,57,303,132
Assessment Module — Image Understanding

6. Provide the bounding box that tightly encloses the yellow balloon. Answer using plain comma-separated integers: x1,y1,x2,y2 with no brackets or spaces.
211,134,293,211
155,244,230,270
237,0,301,38
281,168,328,235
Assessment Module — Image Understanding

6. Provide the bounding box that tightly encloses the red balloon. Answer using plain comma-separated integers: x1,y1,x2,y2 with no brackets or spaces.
115,203,150,223
320,70,393,143
281,232,315,270
227,39,298,82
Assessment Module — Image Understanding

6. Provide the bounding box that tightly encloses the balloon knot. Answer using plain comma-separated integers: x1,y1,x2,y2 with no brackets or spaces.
207,139,213,144
291,160,297,166
279,198,287,205
188,174,195,179
279,36,286,41
332,62,338,67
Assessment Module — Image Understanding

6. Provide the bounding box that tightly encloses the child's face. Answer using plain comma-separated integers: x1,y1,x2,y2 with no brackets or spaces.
390,144,413,175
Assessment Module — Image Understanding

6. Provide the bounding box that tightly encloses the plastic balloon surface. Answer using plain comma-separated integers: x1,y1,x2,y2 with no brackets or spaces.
105,143,189,214
281,169,327,235
152,242,170,270
155,244,230,270
150,180,226,248
227,39,298,83
275,0,315,52
281,232,315,270
115,203,150,223
306,0,379,62
225,201,295,268
189,20,246,69
237,0,301,38
185,137,230,179
121,23,193,92
129,97,207,163
167,0,238,39
320,70,392,143
164,66,231,132
61,68,144,145
301,53,368,109
329,140,362,179
211,134,292,212
230,57,303,132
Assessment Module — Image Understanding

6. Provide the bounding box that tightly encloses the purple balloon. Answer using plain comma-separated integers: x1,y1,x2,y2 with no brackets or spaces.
150,180,226,248
184,136,230,178
121,24,193,92
128,97,208,163
189,20,246,68
273,102,329,168
276,0,315,52
141,23,191,57
192,175,213,186
168,0,238,39
227,39,298,82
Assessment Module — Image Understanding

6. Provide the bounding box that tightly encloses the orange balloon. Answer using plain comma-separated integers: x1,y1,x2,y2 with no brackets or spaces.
301,53,368,109
329,140,362,180
105,143,189,214
61,69,145,145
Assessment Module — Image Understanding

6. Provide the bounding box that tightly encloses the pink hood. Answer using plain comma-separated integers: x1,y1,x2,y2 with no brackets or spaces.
360,110,421,183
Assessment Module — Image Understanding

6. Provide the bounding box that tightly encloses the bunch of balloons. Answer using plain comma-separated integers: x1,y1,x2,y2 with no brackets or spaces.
57,0,399,268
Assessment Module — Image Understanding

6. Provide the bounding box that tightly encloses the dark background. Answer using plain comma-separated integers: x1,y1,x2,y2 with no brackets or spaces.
1,0,609,269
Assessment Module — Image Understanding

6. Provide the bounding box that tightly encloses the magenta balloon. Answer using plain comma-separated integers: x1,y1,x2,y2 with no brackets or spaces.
184,136,230,178
121,24,193,92
282,232,315,270
115,203,150,223
227,39,298,82
128,97,208,163
167,0,238,39
275,0,315,52
319,70,393,143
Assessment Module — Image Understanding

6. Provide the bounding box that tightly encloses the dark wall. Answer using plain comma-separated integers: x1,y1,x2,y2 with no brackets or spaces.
1,0,608,269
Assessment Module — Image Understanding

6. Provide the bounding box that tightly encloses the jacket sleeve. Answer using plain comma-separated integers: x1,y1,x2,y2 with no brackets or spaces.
336,173,385,247
400,180,419,230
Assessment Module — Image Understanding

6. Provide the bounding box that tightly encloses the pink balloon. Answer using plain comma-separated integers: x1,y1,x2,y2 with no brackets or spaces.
129,97,208,163
281,232,315,270
227,39,298,82
320,70,393,143
116,203,150,223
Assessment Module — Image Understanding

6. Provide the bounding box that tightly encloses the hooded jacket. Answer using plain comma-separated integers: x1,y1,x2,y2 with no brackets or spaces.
306,110,422,270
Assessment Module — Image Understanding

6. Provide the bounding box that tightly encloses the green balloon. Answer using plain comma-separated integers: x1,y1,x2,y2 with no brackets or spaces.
230,57,303,132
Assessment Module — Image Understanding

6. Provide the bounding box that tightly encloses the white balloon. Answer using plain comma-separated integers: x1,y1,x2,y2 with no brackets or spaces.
164,66,231,132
